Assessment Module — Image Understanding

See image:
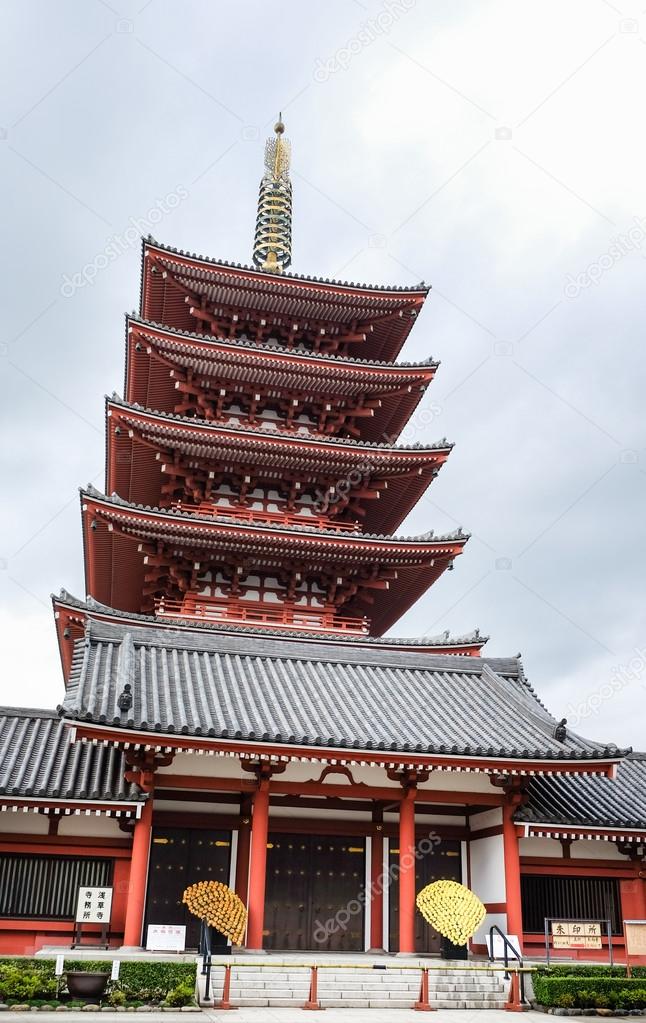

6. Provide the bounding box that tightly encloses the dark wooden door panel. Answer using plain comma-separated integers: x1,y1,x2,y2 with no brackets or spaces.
264,833,366,951
145,827,232,949
388,839,462,953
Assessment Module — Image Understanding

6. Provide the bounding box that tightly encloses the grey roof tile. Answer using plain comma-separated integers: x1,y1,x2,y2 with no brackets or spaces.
0,707,141,802
58,619,626,762
518,754,646,829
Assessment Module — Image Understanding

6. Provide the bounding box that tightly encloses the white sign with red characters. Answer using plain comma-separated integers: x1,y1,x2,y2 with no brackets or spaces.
146,925,186,952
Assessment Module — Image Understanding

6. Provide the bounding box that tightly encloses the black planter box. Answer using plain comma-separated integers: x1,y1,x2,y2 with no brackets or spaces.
440,936,469,960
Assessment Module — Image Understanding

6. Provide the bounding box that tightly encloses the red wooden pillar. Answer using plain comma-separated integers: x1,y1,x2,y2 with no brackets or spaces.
399,786,417,954
502,795,523,948
122,796,154,947
369,824,385,951
246,775,270,950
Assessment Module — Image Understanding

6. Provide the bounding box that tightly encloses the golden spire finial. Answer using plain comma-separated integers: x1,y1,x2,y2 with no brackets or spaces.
252,114,292,273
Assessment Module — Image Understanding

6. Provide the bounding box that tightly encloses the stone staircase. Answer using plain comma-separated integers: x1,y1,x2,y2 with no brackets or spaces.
200,957,510,1009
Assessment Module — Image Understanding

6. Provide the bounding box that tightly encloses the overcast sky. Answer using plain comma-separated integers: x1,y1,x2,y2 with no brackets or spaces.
1,0,645,748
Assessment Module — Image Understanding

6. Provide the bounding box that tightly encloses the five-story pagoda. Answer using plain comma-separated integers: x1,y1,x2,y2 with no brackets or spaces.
73,118,468,648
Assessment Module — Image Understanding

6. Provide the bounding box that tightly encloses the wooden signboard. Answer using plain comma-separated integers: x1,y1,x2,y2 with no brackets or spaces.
625,920,646,974
551,921,602,949
72,886,113,948
545,918,612,965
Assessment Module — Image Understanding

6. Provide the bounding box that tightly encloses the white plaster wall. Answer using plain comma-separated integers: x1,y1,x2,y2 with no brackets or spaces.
154,800,235,816
154,754,502,795
422,773,501,795
383,812,466,826
58,814,125,837
470,833,506,903
570,839,628,859
519,837,562,857
269,806,372,821
470,807,503,831
0,810,49,834
156,752,246,779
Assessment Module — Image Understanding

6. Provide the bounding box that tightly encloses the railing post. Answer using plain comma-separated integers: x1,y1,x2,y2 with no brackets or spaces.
505,971,528,1012
303,965,323,1011
414,967,434,1011
214,964,238,1011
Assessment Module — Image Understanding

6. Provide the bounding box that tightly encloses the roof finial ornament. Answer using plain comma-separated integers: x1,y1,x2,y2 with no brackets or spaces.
252,113,292,274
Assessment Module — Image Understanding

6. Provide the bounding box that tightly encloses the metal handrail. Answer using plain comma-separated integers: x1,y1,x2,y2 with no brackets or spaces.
488,924,527,1003
199,921,212,1001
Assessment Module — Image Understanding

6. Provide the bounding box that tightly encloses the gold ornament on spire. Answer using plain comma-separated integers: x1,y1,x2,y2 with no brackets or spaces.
252,114,292,273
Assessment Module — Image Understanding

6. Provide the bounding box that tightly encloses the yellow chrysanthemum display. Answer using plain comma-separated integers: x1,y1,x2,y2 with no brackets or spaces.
182,881,247,946
416,880,485,946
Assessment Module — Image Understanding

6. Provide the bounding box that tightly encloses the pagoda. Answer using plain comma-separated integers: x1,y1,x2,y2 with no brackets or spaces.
70,116,468,651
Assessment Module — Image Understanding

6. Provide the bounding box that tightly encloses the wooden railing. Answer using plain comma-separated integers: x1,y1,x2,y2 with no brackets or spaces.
155,595,369,635
170,501,361,534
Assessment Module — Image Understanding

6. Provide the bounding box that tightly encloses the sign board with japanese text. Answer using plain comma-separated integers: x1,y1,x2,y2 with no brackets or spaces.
625,921,646,957
545,917,613,966
74,886,113,925
146,924,186,952
551,921,602,949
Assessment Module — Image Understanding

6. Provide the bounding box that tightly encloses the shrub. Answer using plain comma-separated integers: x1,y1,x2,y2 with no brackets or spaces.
533,975,646,1009
163,982,195,1008
0,963,57,1001
535,965,627,978
555,993,575,1007
62,961,109,974
0,958,196,1006
114,962,196,1003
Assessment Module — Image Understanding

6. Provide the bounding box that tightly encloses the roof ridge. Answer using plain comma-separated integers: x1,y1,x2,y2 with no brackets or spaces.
0,707,59,719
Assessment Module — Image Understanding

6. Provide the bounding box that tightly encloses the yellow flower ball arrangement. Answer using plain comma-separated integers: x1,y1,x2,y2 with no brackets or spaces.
416,879,485,946
182,880,247,946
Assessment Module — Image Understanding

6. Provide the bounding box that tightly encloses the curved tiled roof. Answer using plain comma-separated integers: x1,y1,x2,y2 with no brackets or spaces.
82,484,467,544
143,237,429,294
126,315,438,371
0,708,141,803
107,394,453,455
55,590,486,650
518,754,646,830
58,619,626,764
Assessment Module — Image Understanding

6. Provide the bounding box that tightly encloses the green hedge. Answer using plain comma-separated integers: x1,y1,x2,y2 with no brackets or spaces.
534,975,646,1009
0,958,196,1004
536,965,646,979
112,962,196,1002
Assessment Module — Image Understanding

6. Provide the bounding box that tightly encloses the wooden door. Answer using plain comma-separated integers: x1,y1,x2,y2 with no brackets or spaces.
388,838,462,953
264,833,366,951
145,827,232,949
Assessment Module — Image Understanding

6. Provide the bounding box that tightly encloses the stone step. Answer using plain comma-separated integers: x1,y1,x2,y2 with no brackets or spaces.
223,996,510,1009
202,963,511,1011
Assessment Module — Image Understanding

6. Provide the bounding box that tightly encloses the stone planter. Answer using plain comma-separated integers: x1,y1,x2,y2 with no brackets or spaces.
64,972,110,1001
